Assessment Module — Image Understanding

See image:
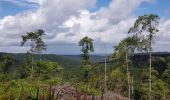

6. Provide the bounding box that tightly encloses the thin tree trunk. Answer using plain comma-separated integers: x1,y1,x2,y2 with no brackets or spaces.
131,75,134,100
130,60,134,100
104,56,107,93
31,54,34,80
163,87,166,100
100,90,104,100
91,95,95,100
126,53,131,100
56,92,59,100
10,92,13,100
149,39,152,100
31,65,33,79
36,87,39,100
39,52,42,61
30,40,34,80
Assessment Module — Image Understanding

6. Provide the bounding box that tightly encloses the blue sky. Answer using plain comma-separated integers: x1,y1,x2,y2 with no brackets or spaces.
0,0,111,18
0,0,170,54
90,0,111,12
135,0,170,19
0,0,37,18
1,0,170,19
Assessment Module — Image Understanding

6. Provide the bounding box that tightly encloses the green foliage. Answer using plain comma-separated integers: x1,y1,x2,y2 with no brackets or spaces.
112,36,139,63
162,62,170,97
108,68,127,93
132,66,167,99
78,82,100,96
0,80,38,99
17,64,31,79
152,79,166,99
0,55,15,74
134,83,148,99
0,79,64,99
45,77,63,85
34,61,63,79
162,63,170,86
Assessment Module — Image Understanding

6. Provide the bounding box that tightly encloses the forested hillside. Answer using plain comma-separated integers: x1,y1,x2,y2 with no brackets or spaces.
0,14,170,100
0,52,81,68
0,51,170,99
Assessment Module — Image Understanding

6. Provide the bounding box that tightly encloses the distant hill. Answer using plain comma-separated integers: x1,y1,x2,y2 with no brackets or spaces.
0,52,81,68
63,55,106,63
133,52,170,57
0,52,106,69
1,52,170,70
132,52,170,65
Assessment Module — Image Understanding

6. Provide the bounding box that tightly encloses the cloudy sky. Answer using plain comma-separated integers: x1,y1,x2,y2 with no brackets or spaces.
0,0,170,54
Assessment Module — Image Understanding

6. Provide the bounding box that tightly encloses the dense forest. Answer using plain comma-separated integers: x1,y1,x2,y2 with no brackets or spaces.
0,14,170,100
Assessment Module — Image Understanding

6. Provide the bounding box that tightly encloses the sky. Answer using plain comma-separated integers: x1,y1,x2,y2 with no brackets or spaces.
0,0,170,54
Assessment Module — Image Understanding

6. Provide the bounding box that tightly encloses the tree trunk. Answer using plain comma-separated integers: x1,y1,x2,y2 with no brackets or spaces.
131,75,134,100
39,51,42,61
56,92,59,100
31,65,34,79
100,90,104,100
91,95,95,100
104,56,107,93
30,41,34,80
30,53,34,80
126,53,131,100
52,89,55,100
10,92,13,100
36,88,39,100
149,39,152,100
163,87,166,100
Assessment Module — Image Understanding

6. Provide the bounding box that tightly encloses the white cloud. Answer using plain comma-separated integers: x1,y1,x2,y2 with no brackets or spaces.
156,19,170,43
0,0,97,53
0,0,170,54
61,10,135,44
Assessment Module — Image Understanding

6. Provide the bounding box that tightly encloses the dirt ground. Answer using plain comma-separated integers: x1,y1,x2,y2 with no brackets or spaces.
47,84,128,100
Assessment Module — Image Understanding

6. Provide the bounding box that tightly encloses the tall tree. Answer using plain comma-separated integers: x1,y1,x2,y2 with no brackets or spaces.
21,29,46,79
79,36,94,83
128,14,160,100
113,36,138,100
